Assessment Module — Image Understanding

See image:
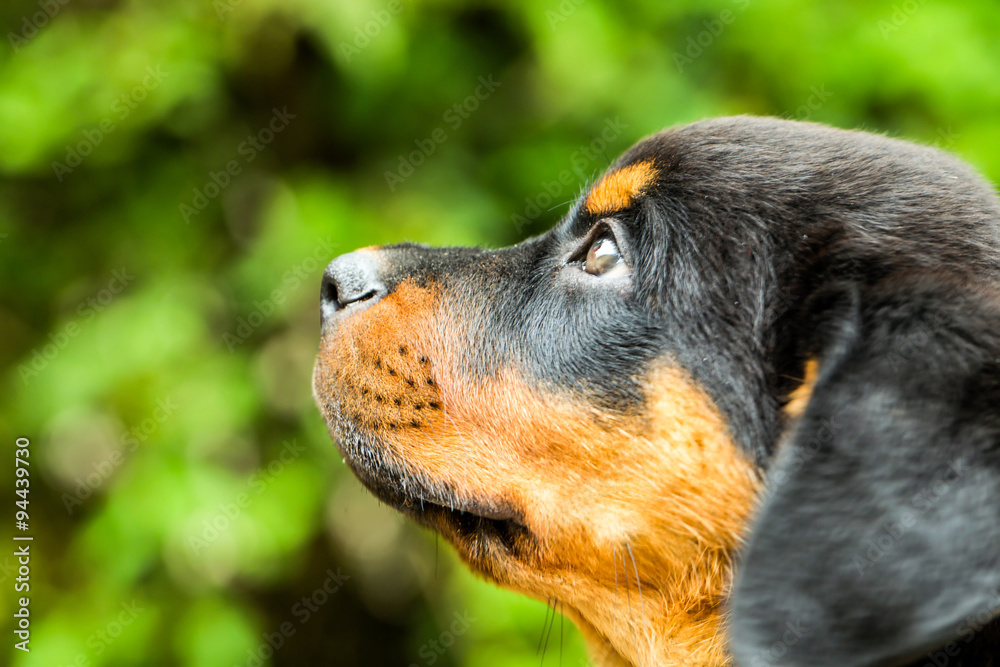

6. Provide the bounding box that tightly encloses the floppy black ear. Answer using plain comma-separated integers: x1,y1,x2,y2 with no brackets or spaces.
730,277,1000,667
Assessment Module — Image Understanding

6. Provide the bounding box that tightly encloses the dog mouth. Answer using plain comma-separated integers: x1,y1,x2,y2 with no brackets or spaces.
332,425,531,564
394,489,529,558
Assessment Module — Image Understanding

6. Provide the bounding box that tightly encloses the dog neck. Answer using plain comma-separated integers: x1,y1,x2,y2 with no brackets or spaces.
566,367,762,666
563,530,741,666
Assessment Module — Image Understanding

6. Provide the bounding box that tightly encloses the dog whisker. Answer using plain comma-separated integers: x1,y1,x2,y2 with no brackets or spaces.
621,547,637,648
548,198,577,213
541,597,557,666
537,597,553,655
625,543,646,621
626,542,649,651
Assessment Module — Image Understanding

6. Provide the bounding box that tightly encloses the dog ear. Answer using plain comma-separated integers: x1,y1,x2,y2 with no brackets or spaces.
729,277,1000,667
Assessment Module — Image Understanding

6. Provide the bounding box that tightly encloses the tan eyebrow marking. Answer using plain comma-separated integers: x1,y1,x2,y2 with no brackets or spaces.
584,160,658,215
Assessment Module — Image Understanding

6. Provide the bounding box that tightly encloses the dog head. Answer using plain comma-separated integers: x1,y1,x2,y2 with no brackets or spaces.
313,116,1000,666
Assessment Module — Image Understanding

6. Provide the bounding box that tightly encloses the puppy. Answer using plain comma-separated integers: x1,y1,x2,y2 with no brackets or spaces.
312,116,1000,666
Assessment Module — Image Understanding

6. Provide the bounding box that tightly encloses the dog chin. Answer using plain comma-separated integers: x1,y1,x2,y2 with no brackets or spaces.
326,421,532,579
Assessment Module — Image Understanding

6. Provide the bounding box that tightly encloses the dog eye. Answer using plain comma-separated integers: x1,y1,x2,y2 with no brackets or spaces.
584,236,625,276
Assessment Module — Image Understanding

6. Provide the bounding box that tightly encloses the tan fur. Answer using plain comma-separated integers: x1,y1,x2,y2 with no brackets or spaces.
585,161,659,216
784,358,819,420
314,281,762,666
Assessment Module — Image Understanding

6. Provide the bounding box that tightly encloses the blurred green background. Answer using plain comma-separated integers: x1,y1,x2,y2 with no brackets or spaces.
1,0,999,665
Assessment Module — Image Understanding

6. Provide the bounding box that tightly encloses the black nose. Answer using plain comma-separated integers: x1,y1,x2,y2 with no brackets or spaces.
321,251,386,321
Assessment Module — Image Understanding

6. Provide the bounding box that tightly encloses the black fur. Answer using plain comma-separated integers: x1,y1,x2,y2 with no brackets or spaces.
320,116,1000,664
730,276,1000,666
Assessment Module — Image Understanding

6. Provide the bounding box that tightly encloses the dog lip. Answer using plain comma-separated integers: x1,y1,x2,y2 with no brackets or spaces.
384,473,523,525
403,492,520,523
332,431,524,526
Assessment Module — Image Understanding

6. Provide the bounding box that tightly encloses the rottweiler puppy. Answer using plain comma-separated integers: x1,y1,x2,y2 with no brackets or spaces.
312,116,1000,666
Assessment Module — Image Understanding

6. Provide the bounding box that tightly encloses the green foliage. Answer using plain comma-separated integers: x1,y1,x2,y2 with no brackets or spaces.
1,0,998,664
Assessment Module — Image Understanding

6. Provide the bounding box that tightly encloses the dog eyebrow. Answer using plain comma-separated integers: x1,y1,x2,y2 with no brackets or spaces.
584,160,658,216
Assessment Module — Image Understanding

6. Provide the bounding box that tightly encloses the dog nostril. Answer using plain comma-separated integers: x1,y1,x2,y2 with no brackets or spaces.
321,251,386,320
351,288,378,305
321,274,341,309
